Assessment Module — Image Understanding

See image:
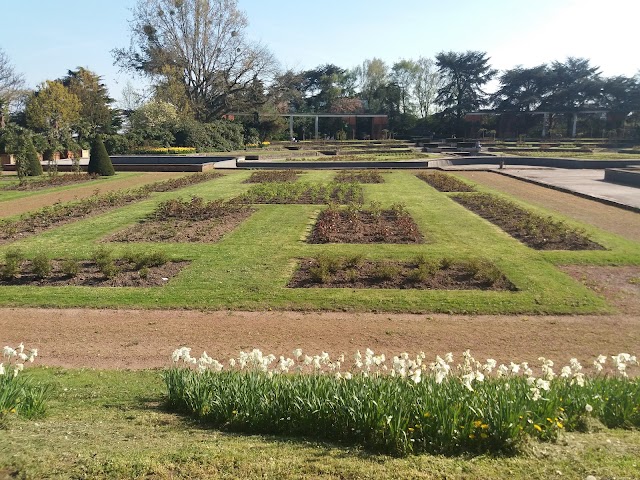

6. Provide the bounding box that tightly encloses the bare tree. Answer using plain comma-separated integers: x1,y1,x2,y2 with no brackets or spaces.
113,0,277,121
0,47,26,126
414,57,442,118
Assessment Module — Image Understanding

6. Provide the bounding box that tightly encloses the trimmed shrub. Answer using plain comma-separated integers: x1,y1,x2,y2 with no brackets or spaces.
88,136,115,176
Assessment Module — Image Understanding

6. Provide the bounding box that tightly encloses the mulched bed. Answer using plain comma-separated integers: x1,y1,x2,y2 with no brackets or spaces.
0,260,189,287
333,170,385,184
107,197,254,243
416,172,476,192
288,258,516,291
451,193,605,250
308,205,423,244
244,170,301,183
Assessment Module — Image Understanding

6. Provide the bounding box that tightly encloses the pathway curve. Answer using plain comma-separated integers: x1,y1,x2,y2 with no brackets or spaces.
0,172,187,218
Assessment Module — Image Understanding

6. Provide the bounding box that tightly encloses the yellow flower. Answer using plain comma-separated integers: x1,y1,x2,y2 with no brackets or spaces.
423,412,431,418
408,427,415,433
469,434,476,439
473,420,483,428
547,417,553,423
534,424,543,432
556,421,564,429
481,424,489,430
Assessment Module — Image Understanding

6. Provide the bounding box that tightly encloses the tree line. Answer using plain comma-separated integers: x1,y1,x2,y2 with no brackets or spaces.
1,0,640,164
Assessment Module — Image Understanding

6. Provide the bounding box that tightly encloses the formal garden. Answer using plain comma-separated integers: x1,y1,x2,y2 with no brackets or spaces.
1,169,638,311
3,163,640,480
1,166,640,477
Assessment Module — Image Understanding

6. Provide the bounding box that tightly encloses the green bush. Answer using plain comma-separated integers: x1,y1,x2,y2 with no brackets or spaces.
88,135,115,176
103,134,131,155
30,253,52,279
173,119,244,152
1,249,25,280
92,248,118,278
60,259,79,278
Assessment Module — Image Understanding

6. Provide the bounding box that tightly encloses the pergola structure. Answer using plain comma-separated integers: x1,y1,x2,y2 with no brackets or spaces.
227,113,389,140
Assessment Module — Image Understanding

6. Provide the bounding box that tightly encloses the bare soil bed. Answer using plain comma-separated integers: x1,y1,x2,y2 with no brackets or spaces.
107,197,254,243
454,171,640,242
309,204,423,244
452,193,604,250
288,257,514,291
0,260,189,287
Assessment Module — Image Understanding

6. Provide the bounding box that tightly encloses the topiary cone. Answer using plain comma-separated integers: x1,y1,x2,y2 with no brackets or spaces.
25,137,43,176
88,135,115,176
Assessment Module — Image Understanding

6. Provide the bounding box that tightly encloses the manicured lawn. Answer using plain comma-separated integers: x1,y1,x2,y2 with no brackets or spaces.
0,170,638,313
1,368,638,480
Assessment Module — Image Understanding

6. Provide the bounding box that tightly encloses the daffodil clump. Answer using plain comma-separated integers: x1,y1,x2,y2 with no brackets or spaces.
1,343,48,422
165,348,640,456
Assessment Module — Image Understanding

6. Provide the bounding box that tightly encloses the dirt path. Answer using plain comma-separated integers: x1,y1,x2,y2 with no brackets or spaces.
1,308,638,370
455,171,640,242
0,172,187,218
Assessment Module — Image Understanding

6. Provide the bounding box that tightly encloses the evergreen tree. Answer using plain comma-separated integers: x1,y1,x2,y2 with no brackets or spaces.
88,135,115,176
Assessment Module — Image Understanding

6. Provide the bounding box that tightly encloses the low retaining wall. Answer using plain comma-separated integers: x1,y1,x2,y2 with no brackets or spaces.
427,157,640,169
604,168,640,187
113,163,216,172
111,155,234,165
236,159,431,169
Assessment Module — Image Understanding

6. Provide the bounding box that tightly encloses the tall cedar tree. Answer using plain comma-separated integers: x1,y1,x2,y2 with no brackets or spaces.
88,136,115,176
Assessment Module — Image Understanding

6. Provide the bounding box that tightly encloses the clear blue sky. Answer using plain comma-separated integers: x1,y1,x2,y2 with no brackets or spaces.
1,0,637,105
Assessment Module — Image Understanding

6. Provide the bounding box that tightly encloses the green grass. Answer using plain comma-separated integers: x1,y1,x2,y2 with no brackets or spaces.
1,368,639,479
0,172,142,203
0,170,638,313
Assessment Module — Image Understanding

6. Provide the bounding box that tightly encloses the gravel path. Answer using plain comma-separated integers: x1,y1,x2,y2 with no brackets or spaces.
2,308,638,370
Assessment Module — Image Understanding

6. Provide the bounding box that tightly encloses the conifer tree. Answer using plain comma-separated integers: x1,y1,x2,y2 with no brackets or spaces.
88,135,115,176
25,136,43,176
